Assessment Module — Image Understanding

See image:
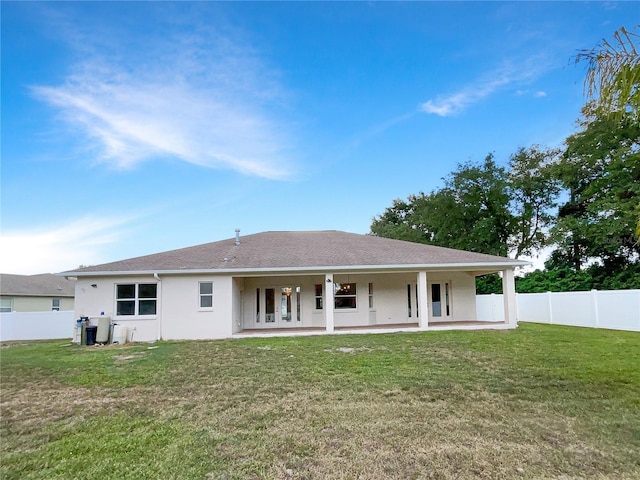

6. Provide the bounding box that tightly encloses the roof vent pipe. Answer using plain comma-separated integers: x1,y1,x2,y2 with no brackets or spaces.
234,228,241,246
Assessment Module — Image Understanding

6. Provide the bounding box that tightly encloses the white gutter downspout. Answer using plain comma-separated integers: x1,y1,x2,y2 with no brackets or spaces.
154,273,162,341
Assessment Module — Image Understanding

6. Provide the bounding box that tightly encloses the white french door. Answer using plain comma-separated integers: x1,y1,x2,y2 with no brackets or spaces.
430,282,452,321
257,286,301,328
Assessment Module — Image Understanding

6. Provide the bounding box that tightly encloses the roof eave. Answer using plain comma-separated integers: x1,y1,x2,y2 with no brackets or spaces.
59,261,530,278
0,293,75,297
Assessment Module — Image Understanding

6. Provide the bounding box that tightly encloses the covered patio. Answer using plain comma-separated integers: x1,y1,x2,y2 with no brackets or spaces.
234,266,518,337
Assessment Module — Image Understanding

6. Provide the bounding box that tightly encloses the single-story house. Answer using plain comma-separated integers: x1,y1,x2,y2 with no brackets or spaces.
59,230,528,341
0,273,75,312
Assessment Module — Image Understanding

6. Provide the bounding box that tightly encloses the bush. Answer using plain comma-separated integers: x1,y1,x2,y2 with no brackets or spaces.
476,263,640,294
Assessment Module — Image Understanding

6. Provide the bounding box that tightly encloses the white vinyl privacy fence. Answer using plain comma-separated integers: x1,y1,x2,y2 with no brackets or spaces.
477,290,640,332
0,310,75,341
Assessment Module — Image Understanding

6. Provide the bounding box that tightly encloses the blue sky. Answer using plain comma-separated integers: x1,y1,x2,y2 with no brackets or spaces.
1,1,637,274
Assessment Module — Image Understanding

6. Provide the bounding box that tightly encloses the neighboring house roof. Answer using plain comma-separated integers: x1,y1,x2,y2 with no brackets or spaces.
60,231,528,277
0,273,75,297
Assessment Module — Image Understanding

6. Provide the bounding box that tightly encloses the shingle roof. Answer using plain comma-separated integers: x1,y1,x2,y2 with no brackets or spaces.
61,231,527,276
1,273,75,296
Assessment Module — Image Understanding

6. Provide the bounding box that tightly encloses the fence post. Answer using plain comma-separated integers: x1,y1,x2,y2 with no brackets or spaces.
490,293,496,321
592,289,600,328
547,291,553,324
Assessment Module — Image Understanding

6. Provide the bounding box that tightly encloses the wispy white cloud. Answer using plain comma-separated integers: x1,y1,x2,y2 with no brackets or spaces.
420,56,550,117
350,111,417,148
515,89,547,98
31,15,295,179
0,215,136,275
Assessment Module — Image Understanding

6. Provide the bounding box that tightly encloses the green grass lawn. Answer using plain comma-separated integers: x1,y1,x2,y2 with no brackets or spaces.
1,323,639,479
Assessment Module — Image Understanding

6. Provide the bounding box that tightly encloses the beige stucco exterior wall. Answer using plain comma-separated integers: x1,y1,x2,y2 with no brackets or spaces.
161,275,235,340
74,274,242,341
1,296,74,312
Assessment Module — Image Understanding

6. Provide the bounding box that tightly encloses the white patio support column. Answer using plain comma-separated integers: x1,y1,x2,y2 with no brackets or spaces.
502,268,517,327
325,273,335,333
417,271,429,329
154,273,162,341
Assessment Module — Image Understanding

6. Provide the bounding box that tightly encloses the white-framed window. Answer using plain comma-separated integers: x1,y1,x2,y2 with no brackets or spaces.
0,298,13,312
314,284,323,310
368,283,374,309
116,283,157,316
199,282,213,309
334,283,357,309
52,298,61,311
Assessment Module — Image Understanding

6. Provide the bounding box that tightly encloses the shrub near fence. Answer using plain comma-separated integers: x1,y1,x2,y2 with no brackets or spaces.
0,310,75,342
477,290,640,332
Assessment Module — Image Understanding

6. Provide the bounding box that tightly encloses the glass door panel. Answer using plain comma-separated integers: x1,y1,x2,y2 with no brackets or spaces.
281,287,292,322
431,284,442,317
445,283,450,316
430,282,451,320
256,288,261,323
265,288,276,323
256,285,301,327
407,283,422,320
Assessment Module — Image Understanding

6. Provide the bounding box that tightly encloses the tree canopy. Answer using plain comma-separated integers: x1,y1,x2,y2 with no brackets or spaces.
575,25,640,238
550,105,640,271
370,148,559,259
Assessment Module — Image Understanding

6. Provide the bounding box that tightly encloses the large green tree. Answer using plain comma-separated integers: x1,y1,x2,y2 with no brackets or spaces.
371,154,511,256
437,154,512,256
508,146,561,258
371,149,559,259
576,25,640,236
550,105,640,271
